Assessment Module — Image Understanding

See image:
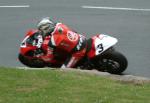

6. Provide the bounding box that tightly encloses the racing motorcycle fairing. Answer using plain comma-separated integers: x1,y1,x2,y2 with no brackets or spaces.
20,29,43,55
87,34,118,59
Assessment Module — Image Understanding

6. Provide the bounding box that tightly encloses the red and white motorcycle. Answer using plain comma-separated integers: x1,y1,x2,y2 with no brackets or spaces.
18,29,128,74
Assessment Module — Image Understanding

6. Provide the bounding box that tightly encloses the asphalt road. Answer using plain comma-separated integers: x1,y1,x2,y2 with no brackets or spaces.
0,0,150,77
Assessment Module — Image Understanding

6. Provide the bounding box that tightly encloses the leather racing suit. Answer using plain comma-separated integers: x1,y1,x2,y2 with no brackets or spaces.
47,23,87,68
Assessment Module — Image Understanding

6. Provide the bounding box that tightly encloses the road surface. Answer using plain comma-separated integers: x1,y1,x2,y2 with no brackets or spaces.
0,0,150,77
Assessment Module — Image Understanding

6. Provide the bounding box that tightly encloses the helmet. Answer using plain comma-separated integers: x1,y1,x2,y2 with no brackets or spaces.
37,17,55,36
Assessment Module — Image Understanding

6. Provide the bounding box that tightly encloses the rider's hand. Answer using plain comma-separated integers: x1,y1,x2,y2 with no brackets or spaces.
36,35,43,48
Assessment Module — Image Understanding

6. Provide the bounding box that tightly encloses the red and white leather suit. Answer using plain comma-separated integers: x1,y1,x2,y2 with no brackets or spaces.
42,23,87,68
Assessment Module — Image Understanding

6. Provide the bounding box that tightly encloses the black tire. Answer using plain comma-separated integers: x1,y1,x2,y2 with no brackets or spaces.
95,51,128,74
18,53,45,68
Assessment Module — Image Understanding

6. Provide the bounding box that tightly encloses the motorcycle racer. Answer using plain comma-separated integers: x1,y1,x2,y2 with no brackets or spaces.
37,17,87,69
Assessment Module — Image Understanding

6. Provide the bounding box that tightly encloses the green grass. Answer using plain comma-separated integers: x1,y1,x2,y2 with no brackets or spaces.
0,67,150,103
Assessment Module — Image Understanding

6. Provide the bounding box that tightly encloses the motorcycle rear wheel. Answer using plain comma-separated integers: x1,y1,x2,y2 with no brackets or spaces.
95,50,128,74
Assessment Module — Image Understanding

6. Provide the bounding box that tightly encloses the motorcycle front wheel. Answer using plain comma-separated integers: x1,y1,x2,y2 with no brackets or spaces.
18,53,45,68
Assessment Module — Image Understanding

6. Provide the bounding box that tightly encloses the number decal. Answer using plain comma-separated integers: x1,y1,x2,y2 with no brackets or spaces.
20,36,29,47
96,43,104,54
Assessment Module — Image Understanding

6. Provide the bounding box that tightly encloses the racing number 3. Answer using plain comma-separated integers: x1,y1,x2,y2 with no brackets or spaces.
97,43,104,54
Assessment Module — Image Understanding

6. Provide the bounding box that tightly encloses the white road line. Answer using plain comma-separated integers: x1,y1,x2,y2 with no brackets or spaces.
82,6,150,11
0,5,30,8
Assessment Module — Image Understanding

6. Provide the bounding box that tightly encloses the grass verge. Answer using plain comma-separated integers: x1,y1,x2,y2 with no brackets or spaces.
0,66,150,103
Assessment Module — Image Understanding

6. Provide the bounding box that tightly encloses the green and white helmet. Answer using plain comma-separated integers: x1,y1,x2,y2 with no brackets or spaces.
37,17,55,36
